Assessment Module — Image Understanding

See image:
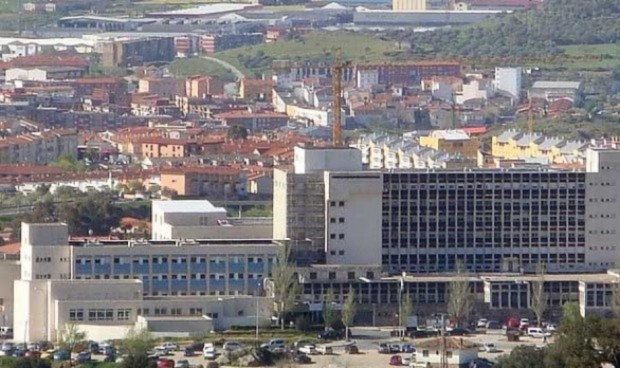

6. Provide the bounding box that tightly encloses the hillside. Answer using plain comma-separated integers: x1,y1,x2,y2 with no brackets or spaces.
215,31,403,78
385,0,620,60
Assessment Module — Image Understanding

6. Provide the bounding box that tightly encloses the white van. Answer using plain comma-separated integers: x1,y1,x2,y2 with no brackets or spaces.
527,327,550,338
203,343,217,360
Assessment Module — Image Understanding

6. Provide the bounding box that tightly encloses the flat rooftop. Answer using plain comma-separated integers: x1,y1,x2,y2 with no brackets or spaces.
152,200,226,214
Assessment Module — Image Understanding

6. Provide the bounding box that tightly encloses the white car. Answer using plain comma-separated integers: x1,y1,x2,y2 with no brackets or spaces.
483,343,497,353
316,345,333,355
546,323,558,332
154,347,170,357
298,345,317,355
203,343,217,360
527,327,551,338
160,342,178,351
476,319,488,328
403,356,412,366
520,318,530,326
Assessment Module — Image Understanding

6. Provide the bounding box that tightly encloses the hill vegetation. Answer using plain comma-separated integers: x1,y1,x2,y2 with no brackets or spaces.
386,0,620,60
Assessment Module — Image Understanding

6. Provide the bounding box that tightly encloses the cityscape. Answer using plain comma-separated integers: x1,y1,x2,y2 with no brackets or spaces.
0,0,617,367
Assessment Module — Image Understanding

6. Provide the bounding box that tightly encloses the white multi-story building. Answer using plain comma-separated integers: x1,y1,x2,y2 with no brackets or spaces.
493,67,522,102
13,223,276,342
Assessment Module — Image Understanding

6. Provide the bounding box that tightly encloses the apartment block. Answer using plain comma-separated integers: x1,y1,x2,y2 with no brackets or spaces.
185,75,224,98
160,166,247,198
0,129,78,165
419,129,480,158
138,77,184,99
100,37,175,68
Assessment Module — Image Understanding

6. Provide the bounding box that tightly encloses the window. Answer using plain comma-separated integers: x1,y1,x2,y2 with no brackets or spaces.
69,309,84,321
117,309,131,321
329,272,336,280
330,218,336,223
366,272,374,279
338,201,344,207
339,250,345,255
339,234,345,240
171,308,182,316
88,309,97,321
446,351,453,358
339,217,345,223
330,234,336,239
347,272,355,280
422,350,429,357
330,201,336,207
310,272,317,280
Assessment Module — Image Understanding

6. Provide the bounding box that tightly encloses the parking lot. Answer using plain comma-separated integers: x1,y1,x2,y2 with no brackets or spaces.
135,327,551,368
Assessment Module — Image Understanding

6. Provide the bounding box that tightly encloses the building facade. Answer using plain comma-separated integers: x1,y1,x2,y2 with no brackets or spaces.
14,223,275,342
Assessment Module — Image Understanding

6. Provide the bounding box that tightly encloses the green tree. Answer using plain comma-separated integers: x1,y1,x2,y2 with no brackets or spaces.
271,245,300,330
495,345,546,368
118,327,153,357
447,261,473,327
589,316,620,368
544,302,601,368
323,288,338,330
341,289,356,340
227,125,249,140
57,192,121,235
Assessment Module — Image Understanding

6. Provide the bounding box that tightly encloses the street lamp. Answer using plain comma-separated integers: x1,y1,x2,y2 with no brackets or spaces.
255,281,261,341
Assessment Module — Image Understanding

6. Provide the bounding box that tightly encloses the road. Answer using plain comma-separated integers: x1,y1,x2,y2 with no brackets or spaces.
201,56,245,80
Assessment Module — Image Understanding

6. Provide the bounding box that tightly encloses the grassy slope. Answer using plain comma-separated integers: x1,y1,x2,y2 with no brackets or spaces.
168,58,236,81
215,31,402,77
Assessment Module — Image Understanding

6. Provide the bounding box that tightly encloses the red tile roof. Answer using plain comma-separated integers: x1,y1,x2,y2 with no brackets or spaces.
0,242,20,255
161,166,242,175
0,55,90,69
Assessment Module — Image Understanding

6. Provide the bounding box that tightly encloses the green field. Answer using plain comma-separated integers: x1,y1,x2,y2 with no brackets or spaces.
215,31,404,77
559,44,620,69
168,58,236,81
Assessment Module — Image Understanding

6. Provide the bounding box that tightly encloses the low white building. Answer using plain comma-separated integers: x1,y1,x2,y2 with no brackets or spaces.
151,200,272,240
415,337,479,367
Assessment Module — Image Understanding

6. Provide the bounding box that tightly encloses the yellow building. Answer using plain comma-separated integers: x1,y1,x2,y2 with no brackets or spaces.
491,130,590,165
392,0,426,11
419,129,479,158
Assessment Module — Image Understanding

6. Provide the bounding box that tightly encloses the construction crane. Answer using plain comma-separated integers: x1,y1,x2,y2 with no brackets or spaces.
332,49,349,147
527,95,534,134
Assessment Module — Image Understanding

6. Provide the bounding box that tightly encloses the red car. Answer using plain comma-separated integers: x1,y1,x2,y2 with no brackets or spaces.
389,355,402,365
157,359,174,368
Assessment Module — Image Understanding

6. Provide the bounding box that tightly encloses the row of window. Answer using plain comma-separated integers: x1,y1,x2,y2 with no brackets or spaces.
69,308,131,322
76,273,266,280
77,256,271,265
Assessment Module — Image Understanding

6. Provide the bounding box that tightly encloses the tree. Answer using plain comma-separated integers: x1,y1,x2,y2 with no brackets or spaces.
118,327,153,357
323,288,338,330
495,345,546,368
531,262,548,327
59,323,86,366
447,261,473,327
544,302,601,368
227,125,248,140
341,289,356,340
401,292,413,337
271,245,300,330
591,317,620,368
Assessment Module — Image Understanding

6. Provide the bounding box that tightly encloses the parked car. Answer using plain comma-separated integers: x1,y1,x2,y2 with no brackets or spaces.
25,351,41,359
157,358,175,368
53,350,70,361
37,341,53,352
183,347,195,357
389,344,401,353
546,324,558,332
203,343,217,360
520,318,530,326
293,340,314,349
378,344,390,354
483,343,498,353
223,342,244,352
408,330,429,339
298,345,316,355
293,353,311,364
88,342,100,354
318,329,343,341
77,351,91,363
316,345,333,355
344,345,358,354
389,355,403,366
260,339,286,351
477,319,488,328
527,327,551,338
158,342,179,352
401,344,415,353
486,321,501,330
174,359,189,368
448,328,471,336
154,347,170,357
104,352,116,362
403,356,412,366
